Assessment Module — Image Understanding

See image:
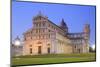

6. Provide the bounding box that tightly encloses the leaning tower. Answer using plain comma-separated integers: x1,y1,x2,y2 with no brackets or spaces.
83,24,90,53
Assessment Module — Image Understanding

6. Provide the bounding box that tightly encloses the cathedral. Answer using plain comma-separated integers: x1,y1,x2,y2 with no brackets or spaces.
23,12,90,55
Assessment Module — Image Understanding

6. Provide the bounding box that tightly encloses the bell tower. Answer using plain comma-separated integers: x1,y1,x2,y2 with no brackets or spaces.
60,19,68,33
84,24,90,40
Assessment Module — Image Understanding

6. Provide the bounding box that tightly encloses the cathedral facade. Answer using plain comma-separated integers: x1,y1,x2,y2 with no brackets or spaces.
23,12,90,55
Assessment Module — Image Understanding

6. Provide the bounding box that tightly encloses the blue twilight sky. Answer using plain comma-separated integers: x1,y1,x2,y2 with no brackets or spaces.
12,1,96,46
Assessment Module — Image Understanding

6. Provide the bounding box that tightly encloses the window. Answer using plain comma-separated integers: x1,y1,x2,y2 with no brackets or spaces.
31,31,32,34
48,30,51,32
43,29,44,32
34,23,36,27
54,28,55,30
36,23,38,27
47,44,50,46
52,26,53,29
36,29,38,33
31,37,32,39
75,45,76,48
24,37,26,40
37,41,42,44
29,45,32,47
49,24,50,27
43,23,45,26
39,29,40,33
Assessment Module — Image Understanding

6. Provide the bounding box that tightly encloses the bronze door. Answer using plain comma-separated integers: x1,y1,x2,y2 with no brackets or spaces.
38,46,41,54
47,47,50,54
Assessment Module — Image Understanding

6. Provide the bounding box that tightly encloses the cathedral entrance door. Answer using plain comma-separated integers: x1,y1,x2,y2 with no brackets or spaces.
47,47,50,54
38,46,41,54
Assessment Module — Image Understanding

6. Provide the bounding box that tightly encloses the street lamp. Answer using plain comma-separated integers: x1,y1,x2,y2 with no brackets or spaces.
14,36,21,56
14,39,21,46
92,44,95,51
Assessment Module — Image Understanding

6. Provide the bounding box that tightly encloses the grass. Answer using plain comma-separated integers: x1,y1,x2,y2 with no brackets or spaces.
11,53,96,66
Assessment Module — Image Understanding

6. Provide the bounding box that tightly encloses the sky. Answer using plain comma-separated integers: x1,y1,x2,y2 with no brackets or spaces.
12,1,96,46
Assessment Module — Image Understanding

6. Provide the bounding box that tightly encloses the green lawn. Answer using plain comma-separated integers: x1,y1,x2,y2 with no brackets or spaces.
11,53,96,66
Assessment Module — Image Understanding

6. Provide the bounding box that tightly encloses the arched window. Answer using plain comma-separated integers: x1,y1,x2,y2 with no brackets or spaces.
37,41,42,44
49,24,50,27
36,29,38,33
43,23,45,26
48,30,51,32
75,45,76,49
29,45,32,47
31,37,32,39
24,37,26,40
36,23,38,27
